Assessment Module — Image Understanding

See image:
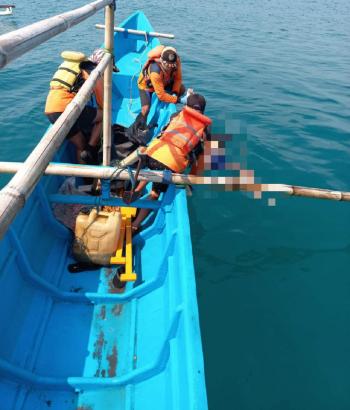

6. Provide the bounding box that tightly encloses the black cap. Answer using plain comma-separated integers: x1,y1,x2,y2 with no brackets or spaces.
161,47,177,64
187,93,206,113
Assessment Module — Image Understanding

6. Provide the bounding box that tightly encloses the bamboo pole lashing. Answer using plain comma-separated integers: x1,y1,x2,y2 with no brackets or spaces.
95,24,175,39
1,161,350,202
0,0,113,70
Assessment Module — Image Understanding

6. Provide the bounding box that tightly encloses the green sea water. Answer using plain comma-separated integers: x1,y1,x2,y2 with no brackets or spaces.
1,1,350,408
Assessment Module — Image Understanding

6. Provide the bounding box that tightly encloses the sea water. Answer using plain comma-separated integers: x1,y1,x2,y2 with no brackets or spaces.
0,1,349,408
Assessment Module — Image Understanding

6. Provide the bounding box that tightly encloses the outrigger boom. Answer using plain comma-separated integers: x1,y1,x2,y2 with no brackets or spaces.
0,161,350,202
95,23,175,39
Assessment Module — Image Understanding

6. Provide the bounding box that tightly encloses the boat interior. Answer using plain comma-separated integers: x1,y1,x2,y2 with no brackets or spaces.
0,10,205,410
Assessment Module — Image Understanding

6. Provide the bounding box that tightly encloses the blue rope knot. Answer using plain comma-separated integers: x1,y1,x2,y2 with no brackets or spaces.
162,169,173,185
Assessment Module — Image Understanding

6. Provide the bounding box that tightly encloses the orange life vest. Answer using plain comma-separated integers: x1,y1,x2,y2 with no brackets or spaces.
138,45,177,91
146,106,212,173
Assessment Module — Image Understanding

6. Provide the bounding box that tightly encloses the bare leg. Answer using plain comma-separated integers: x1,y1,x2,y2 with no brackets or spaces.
141,104,150,118
132,190,159,230
133,179,148,194
69,131,87,164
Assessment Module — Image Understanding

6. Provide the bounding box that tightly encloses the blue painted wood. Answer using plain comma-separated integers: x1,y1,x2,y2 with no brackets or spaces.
49,193,162,209
9,226,176,304
0,10,208,410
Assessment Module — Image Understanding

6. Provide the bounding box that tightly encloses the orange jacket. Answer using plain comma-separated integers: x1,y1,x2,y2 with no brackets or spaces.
45,70,103,114
146,106,212,173
138,45,182,104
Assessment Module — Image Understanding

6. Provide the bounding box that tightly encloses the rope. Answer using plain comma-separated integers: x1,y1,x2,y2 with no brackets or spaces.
128,41,149,118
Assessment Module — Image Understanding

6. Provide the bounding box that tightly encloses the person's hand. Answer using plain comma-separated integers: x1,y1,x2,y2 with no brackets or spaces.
177,88,194,104
179,94,188,104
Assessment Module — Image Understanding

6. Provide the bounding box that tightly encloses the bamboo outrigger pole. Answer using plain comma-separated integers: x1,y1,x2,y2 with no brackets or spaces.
102,2,114,166
0,0,113,70
95,24,175,39
0,0,113,238
0,57,111,238
0,0,115,239
1,162,350,202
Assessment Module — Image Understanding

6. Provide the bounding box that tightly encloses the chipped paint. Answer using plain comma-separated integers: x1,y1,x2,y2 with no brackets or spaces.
97,305,106,320
93,331,105,359
107,277,122,294
112,304,123,316
105,267,113,277
93,331,105,377
107,345,118,377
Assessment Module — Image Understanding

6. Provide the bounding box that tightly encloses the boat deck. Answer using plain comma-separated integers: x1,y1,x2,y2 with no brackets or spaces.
0,160,204,409
0,9,207,409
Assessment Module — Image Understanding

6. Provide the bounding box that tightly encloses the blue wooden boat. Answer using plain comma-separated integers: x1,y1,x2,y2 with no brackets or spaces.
0,10,207,410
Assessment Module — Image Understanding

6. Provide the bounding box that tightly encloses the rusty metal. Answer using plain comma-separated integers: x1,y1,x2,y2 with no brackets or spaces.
107,345,118,377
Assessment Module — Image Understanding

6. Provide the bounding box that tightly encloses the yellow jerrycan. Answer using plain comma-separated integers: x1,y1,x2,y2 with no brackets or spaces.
73,208,122,265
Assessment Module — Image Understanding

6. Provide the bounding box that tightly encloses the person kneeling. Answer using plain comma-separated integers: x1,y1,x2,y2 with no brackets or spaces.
44,49,112,164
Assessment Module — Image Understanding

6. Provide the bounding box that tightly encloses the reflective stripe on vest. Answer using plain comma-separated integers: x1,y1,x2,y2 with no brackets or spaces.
146,106,212,172
50,61,81,91
160,106,211,156
138,45,177,91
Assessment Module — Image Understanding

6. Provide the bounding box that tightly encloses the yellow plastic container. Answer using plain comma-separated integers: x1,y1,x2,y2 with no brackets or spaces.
73,208,122,265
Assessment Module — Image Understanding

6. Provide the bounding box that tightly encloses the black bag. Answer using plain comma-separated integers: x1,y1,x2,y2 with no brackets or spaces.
112,124,138,161
126,113,153,147
111,124,138,192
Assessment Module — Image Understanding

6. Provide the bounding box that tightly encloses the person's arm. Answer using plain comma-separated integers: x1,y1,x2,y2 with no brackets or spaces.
81,65,104,108
189,151,204,175
149,70,178,104
93,76,104,108
172,59,182,96
189,127,210,174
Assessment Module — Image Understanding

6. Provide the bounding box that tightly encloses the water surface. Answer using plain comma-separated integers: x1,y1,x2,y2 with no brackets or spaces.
1,1,350,408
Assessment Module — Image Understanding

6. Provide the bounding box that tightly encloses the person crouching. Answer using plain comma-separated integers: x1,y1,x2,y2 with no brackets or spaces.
131,93,212,231
135,45,186,129
44,49,107,164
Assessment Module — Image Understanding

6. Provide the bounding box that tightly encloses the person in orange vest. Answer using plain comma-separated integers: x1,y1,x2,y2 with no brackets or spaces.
135,45,187,130
129,93,212,231
45,48,112,164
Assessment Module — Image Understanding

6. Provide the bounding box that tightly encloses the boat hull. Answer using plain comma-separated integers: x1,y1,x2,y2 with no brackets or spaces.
0,7,13,15
0,11,207,410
